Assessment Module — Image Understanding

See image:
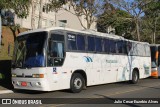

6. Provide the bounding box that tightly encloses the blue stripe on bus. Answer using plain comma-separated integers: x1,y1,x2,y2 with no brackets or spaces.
84,56,93,62
88,57,93,62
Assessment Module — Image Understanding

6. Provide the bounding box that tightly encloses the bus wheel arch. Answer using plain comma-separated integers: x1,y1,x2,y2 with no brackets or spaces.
70,70,87,93
130,68,139,84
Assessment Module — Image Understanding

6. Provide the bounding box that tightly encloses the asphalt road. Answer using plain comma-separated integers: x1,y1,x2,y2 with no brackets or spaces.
0,78,160,107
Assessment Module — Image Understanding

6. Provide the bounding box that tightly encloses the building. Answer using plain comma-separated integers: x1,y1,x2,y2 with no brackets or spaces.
14,0,97,31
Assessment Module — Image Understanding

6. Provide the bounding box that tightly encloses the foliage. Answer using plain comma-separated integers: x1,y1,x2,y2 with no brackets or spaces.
105,0,152,41
0,0,31,19
98,0,160,43
97,2,135,39
45,0,65,12
0,0,31,42
141,0,160,43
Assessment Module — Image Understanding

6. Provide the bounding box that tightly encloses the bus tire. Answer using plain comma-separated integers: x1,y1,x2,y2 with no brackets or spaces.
130,70,139,84
70,73,85,93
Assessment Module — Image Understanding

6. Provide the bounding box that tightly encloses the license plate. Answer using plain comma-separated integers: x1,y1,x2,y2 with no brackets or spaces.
21,82,27,86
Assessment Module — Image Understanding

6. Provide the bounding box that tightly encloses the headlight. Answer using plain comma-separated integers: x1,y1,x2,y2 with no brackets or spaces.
32,74,44,78
12,74,17,77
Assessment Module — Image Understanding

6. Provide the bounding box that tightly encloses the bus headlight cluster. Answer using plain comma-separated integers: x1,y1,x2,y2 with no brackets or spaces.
12,74,17,77
36,82,41,86
32,74,44,78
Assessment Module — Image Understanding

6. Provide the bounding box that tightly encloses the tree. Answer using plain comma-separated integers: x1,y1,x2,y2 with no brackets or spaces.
142,0,160,43
38,0,43,28
45,0,64,27
67,0,102,29
9,0,31,19
97,2,135,39
45,0,103,29
107,0,151,41
0,0,31,41
31,0,37,29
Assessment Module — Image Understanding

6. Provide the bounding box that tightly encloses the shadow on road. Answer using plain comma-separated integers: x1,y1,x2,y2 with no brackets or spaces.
13,89,50,94
13,89,71,95
0,60,13,90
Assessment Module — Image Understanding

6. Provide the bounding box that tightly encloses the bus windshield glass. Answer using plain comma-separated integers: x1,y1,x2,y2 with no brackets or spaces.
13,32,47,68
150,46,157,68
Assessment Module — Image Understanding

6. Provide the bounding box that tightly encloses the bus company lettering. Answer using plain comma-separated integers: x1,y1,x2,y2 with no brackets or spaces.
106,60,118,63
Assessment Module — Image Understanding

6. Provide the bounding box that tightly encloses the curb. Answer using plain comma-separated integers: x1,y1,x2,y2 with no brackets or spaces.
0,90,14,94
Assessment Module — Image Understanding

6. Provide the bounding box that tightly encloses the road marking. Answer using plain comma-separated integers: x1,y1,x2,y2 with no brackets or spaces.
50,83,160,107
0,90,14,94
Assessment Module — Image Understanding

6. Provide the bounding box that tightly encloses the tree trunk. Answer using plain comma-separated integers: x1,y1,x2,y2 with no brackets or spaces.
31,0,36,29
151,33,154,44
38,0,43,28
86,15,90,30
153,18,157,44
153,32,156,44
55,11,57,27
9,27,16,42
87,22,91,29
136,19,140,41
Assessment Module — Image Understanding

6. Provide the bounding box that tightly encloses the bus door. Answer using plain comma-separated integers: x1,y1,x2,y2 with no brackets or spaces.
47,31,66,89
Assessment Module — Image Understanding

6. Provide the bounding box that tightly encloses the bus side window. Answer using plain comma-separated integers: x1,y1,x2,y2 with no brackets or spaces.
117,40,123,54
110,39,116,54
104,38,110,54
67,33,77,50
123,41,128,54
77,34,85,51
87,36,95,52
139,44,145,56
145,45,150,57
143,44,147,57
127,41,131,53
95,37,102,52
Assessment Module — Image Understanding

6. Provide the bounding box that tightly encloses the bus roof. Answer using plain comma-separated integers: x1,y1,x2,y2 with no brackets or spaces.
17,27,124,40
127,39,149,45
150,44,160,46
17,27,149,45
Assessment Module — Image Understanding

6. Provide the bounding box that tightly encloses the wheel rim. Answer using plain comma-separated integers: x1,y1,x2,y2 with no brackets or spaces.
134,73,138,82
74,78,82,89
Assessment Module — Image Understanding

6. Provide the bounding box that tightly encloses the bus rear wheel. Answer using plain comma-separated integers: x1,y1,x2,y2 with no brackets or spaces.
130,70,139,84
70,73,85,93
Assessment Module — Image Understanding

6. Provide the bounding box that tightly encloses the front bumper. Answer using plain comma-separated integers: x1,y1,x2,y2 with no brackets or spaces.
12,78,51,91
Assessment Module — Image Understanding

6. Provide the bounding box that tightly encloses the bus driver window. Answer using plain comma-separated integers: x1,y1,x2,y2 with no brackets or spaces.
48,34,65,66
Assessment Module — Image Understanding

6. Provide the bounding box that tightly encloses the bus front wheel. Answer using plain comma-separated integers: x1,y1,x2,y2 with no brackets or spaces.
130,70,139,84
70,73,85,93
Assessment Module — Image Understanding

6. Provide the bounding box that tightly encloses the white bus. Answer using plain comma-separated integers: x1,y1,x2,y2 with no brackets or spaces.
12,27,151,93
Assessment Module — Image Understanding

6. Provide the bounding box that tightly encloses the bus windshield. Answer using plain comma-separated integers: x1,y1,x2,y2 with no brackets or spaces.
150,46,158,68
13,32,47,68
